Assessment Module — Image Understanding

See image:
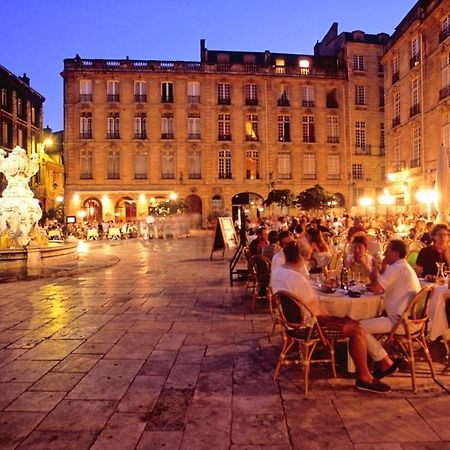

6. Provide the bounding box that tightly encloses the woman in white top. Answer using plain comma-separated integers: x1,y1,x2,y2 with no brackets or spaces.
344,235,375,282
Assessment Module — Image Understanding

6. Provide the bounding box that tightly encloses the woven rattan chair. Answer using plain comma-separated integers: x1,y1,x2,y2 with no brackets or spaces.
273,290,337,394
251,255,271,311
408,240,425,252
327,251,342,271
406,250,419,267
378,285,435,392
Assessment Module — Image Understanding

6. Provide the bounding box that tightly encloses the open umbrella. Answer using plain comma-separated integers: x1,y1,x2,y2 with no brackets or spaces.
435,144,450,223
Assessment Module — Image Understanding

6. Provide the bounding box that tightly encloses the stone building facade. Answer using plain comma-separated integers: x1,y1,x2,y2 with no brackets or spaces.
62,24,387,223
383,0,450,211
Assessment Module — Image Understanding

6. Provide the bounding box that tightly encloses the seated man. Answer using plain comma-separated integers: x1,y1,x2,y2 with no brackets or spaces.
361,239,421,378
415,224,450,279
271,240,390,393
262,230,279,261
271,230,295,271
249,227,268,257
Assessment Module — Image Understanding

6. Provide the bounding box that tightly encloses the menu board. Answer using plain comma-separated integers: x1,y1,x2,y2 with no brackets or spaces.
210,217,238,258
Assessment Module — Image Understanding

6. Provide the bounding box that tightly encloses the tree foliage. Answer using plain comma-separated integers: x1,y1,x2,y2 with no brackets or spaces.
264,189,296,208
296,184,336,211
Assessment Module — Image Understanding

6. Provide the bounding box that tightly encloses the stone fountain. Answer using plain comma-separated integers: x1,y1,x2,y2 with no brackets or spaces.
0,146,77,269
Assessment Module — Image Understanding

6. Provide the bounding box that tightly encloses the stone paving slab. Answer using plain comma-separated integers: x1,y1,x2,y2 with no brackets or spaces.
0,237,448,449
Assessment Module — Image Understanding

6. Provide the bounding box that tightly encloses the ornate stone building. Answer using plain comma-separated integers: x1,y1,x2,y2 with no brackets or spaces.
383,0,450,211
0,65,63,212
62,24,387,222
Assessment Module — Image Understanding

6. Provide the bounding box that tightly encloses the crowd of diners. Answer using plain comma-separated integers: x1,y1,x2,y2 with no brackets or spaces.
245,213,449,393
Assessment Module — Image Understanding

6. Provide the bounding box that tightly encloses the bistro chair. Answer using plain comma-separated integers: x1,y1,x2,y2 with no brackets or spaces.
408,240,425,252
243,247,257,299
327,250,342,271
406,250,419,267
273,291,337,394
267,286,279,342
251,255,271,311
378,285,435,392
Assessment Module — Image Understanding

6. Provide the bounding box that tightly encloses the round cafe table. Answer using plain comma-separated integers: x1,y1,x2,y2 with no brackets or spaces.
316,286,384,372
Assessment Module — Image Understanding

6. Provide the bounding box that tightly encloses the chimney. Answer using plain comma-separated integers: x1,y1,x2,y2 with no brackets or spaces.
20,73,30,85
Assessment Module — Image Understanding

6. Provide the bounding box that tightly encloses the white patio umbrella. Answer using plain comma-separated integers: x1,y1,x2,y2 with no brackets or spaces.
435,144,450,223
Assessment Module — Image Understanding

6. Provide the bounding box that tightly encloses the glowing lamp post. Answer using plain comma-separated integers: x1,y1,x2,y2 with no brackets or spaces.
378,191,395,217
359,197,373,218
416,190,436,220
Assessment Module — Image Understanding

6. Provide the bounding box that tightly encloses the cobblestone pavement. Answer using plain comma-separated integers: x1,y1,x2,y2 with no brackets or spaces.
0,236,450,450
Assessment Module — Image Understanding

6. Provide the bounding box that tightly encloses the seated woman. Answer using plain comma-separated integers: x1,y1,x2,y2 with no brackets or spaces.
344,235,375,282
415,223,450,280
303,227,331,271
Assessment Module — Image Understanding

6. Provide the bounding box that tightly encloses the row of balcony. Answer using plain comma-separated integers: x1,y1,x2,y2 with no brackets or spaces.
392,159,423,172
66,58,345,79
79,93,338,108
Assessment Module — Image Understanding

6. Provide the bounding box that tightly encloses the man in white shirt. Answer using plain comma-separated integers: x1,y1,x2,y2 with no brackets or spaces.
271,241,390,393
271,231,295,272
361,239,421,379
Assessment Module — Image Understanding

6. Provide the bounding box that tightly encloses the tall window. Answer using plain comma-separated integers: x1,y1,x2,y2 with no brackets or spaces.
161,150,175,179
245,149,259,180
79,112,92,139
31,106,36,125
17,128,24,148
277,152,291,179
79,79,92,101
354,85,366,105
187,81,200,104
245,114,258,141
107,151,120,179
411,78,420,116
107,113,120,139
394,137,401,169
188,150,201,179
245,83,258,105
441,52,450,99
277,85,290,106
443,113,450,151
134,81,147,102
380,123,385,154
303,153,316,179
134,151,148,179
326,88,338,108
1,121,9,147
412,127,421,167
352,163,363,180
379,87,385,107
301,86,314,107
218,113,231,140
161,81,174,103
188,113,201,139
355,121,366,153
1,89,7,108
392,56,400,83
353,55,365,71
218,149,232,178
161,113,174,139
411,36,420,65
327,154,340,179
217,83,231,104
107,80,120,102
393,92,401,126
442,15,450,42
80,150,93,179
326,116,339,143
277,115,290,142
302,115,315,142
134,113,147,139
17,98,23,118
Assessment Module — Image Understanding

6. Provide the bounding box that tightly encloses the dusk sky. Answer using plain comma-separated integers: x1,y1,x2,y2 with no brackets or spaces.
1,0,415,130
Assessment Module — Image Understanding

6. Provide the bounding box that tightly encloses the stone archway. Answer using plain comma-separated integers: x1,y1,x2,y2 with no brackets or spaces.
186,194,202,229
116,197,136,221
83,197,102,222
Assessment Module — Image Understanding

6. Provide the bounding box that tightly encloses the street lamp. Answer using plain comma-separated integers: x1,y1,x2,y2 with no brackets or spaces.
378,190,395,217
416,189,436,220
358,197,373,218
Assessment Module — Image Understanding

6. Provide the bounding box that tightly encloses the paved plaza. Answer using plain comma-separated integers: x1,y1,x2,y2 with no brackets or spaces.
0,235,450,449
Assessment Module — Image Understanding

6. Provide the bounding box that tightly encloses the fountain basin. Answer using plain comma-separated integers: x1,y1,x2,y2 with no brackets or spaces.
0,241,78,269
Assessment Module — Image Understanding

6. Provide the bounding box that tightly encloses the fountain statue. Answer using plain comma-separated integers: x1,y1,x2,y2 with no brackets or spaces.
0,146,43,248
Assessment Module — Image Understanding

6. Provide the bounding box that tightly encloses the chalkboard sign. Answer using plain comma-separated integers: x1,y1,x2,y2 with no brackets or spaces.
210,217,238,259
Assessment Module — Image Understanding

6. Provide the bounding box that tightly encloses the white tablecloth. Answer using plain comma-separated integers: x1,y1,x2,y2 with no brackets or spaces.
318,289,383,320
420,281,450,340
